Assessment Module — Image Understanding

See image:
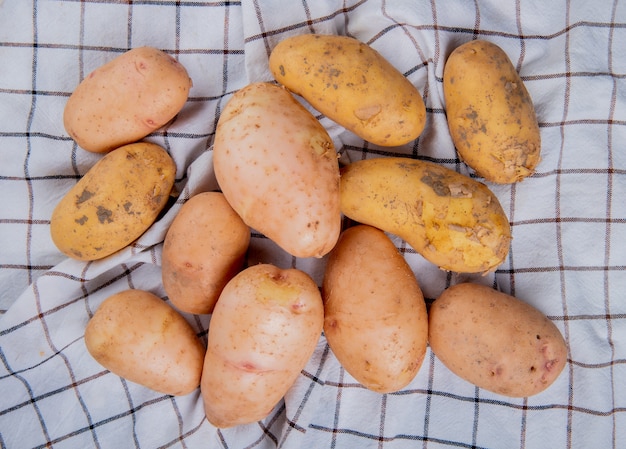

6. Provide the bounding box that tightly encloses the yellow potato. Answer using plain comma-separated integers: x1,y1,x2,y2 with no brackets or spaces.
201,263,324,428
162,192,250,315
443,40,541,183
50,141,176,261
428,283,568,397
322,224,428,393
213,82,341,259
84,289,205,396
269,34,426,147
339,157,511,274
64,46,192,153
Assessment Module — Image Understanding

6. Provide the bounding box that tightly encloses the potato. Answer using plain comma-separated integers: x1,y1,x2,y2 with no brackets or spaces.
50,141,176,261
64,46,192,153
322,224,428,393
201,263,324,428
428,283,567,397
443,40,541,183
339,157,511,274
84,289,205,396
161,192,250,315
269,34,426,147
213,82,341,259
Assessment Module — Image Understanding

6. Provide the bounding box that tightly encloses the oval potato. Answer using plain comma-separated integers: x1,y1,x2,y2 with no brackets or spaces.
339,157,511,274
50,141,176,261
322,224,428,393
162,192,250,315
428,283,567,397
443,40,541,183
201,263,324,428
269,34,426,147
64,46,192,153
84,289,205,396
213,82,341,258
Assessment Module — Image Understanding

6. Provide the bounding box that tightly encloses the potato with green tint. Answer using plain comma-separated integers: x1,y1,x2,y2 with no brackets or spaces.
340,157,511,274
162,192,250,315
64,46,192,153
269,34,426,147
201,263,324,428
322,224,428,393
443,40,541,183
85,289,205,396
50,141,176,261
428,283,567,397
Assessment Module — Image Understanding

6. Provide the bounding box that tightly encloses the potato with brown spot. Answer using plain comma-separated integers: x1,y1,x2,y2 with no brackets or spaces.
64,46,192,153
201,264,324,428
428,283,567,397
443,40,541,183
339,157,511,274
269,34,426,147
162,192,250,315
84,289,205,396
322,225,428,393
50,141,176,260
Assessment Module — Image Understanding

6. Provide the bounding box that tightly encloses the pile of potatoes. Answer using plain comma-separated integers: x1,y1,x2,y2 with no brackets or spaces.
53,36,566,429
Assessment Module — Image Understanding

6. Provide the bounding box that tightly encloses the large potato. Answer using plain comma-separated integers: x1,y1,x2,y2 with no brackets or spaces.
322,225,428,393
213,82,341,259
64,46,192,153
269,34,426,147
428,283,567,397
339,157,511,274
201,263,324,428
443,40,541,183
162,192,250,315
50,141,176,261
84,289,205,396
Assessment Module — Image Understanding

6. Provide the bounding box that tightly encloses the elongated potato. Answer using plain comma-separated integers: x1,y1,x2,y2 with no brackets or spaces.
85,289,205,396
50,141,176,261
340,157,511,274
443,40,541,183
322,225,428,393
162,192,250,315
428,283,567,397
201,264,324,428
213,82,341,258
269,34,426,147
64,46,192,153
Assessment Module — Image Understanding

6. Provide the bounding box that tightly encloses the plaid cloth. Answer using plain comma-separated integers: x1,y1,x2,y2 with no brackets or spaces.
1,0,625,448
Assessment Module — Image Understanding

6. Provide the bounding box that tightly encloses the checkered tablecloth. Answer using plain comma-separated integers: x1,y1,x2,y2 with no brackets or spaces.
1,1,625,448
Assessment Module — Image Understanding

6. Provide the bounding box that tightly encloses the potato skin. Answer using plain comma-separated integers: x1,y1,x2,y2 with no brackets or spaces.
213,82,341,258
269,34,426,147
84,289,205,396
428,283,567,397
201,264,324,428
443,40,541,183
322,225,428,393
162,192,250,315
64,46,192,153
50,141,176,261
339,157,511,274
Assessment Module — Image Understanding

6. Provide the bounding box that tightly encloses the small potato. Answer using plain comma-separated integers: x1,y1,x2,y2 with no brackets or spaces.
428,283,567,397
201,263,324,428
339,157,511,274
269,34,426,147
443,40,541,183
64,46,192,153
322,225,428,393
50,141,176,261
162,192,250,315
213,82,341,259
84,289,205,396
